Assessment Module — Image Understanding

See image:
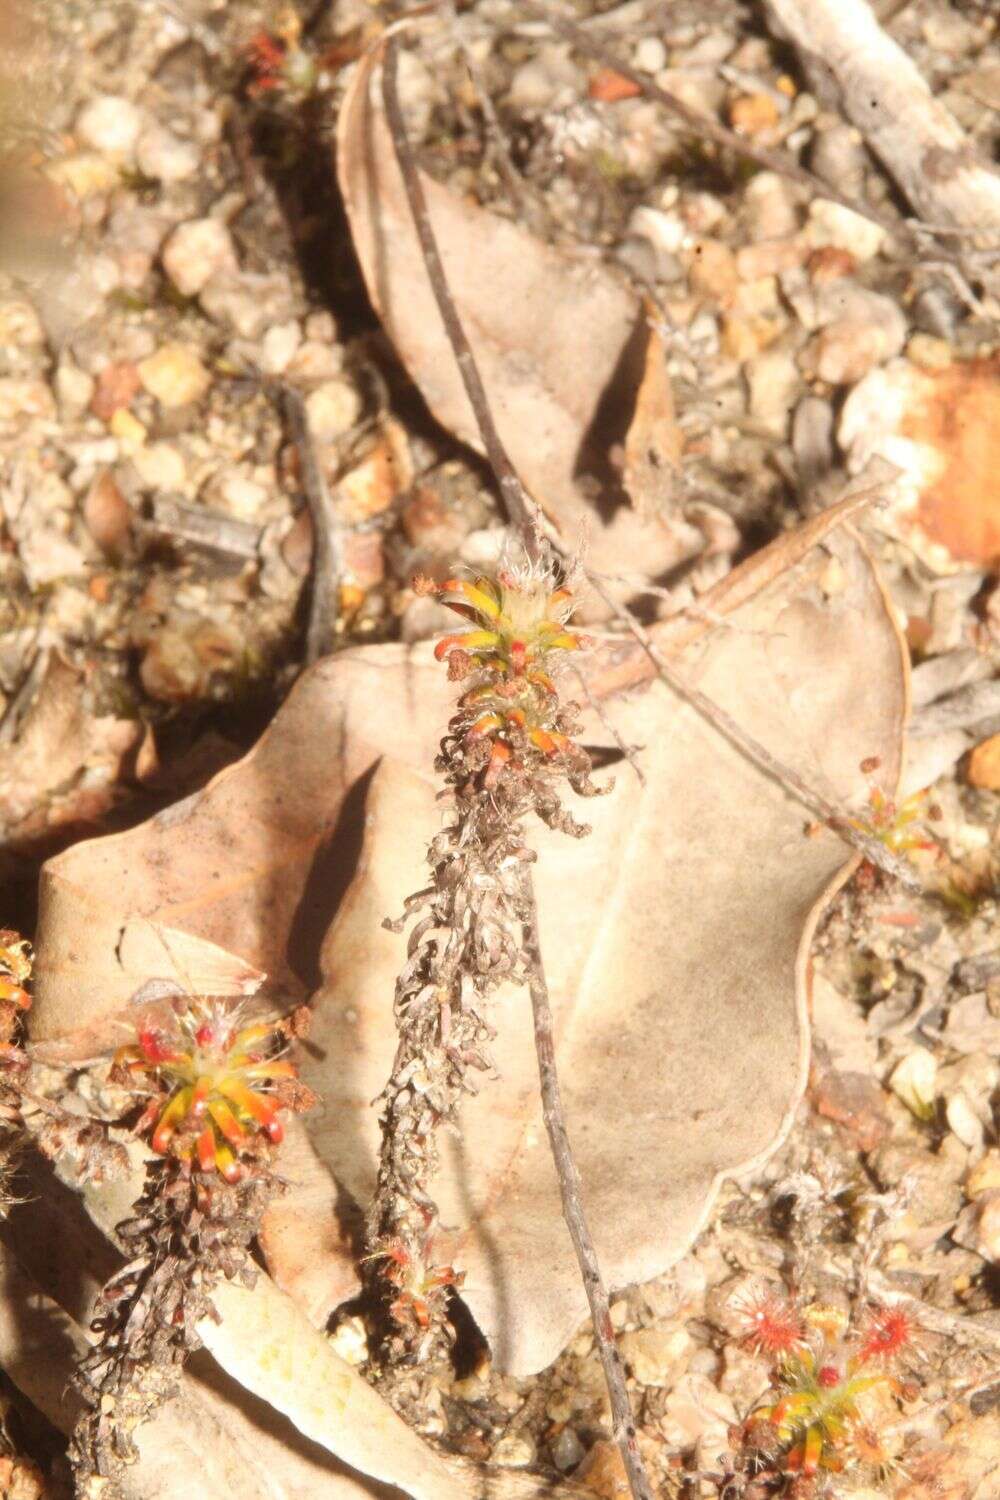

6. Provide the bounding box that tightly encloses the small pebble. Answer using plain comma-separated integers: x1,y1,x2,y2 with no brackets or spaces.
327,1314,368,1366
0,379,56,425
259,320,302,376
136,123,199,183
792,394,834,482
47,152,120,200
341,530,385,591
305,379,363,442
551,1426,585,1472
967,1150,1000,1199
305,310,337,343
680,189,726,235
633,36,666,73
212,471,270,522
626,205,688,277
619,1324,692,1387
577,1440,629,1499
806,246,856,284
806,199,885,262
491,1432,535,1469
90,362,141,422
508,45,577,114
0,299,46,349
131,442,186,491
162,218,238,299
721,312,782,362
973,1194,1000,1261
138,344,211,407
800,288,906,385
746,347,799,434
75,94,144,159
907,333,953,371
688,238,739,304
54,361,95,416
200,271,297,339
106,202,173,289
743,170,799,241
287,341,343,382
729,92,781,135
810,123,868,198
109,408,147,451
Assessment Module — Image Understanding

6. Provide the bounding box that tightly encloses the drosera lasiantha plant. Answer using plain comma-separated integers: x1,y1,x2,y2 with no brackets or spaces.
113,995,302,1180
735,1287,921,1486
70,994,314,1494
367,547,604,1363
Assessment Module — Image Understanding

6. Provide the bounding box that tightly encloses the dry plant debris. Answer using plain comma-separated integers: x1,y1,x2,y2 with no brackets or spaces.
1,0,999,1493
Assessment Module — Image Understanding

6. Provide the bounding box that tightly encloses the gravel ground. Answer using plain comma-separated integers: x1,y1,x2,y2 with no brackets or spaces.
3,0,1000,1494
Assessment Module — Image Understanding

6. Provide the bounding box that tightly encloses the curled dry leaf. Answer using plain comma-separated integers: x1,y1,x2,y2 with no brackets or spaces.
31,510,906,1377
337,39,693,580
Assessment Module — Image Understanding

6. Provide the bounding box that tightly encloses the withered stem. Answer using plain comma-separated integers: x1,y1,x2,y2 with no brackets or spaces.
282,384,343,663
381,37,539,551
522,872,654,1500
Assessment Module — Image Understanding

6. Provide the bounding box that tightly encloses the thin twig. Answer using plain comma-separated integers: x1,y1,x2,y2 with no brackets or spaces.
569,661,645,785
382,36,540,551
586,569,924,893
521,870,654,1500
281,385,343,664
145,495,263,560
0,645,48,747
444,1,549,236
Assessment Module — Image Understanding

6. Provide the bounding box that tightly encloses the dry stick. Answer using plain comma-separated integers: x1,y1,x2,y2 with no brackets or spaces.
281,385,343,664
586,568,924,894
569,661,646,786
382,39,540,553
444,0,549,237
146,495,263,560
522,871,654,1500
384,35,653,1500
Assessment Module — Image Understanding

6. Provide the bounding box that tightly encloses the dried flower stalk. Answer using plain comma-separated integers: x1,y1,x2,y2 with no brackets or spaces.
367,560,600,1360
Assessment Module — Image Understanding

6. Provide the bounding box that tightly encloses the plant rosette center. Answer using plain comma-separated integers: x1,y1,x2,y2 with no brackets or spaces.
114,1001,296,1181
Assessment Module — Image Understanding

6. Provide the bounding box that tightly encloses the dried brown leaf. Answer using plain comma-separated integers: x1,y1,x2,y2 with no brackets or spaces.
30,516,905,1375
337,40,694,579
295,526,905,1373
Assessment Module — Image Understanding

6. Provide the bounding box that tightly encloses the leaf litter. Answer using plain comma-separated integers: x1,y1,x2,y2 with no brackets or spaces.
5,0,1000,1494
